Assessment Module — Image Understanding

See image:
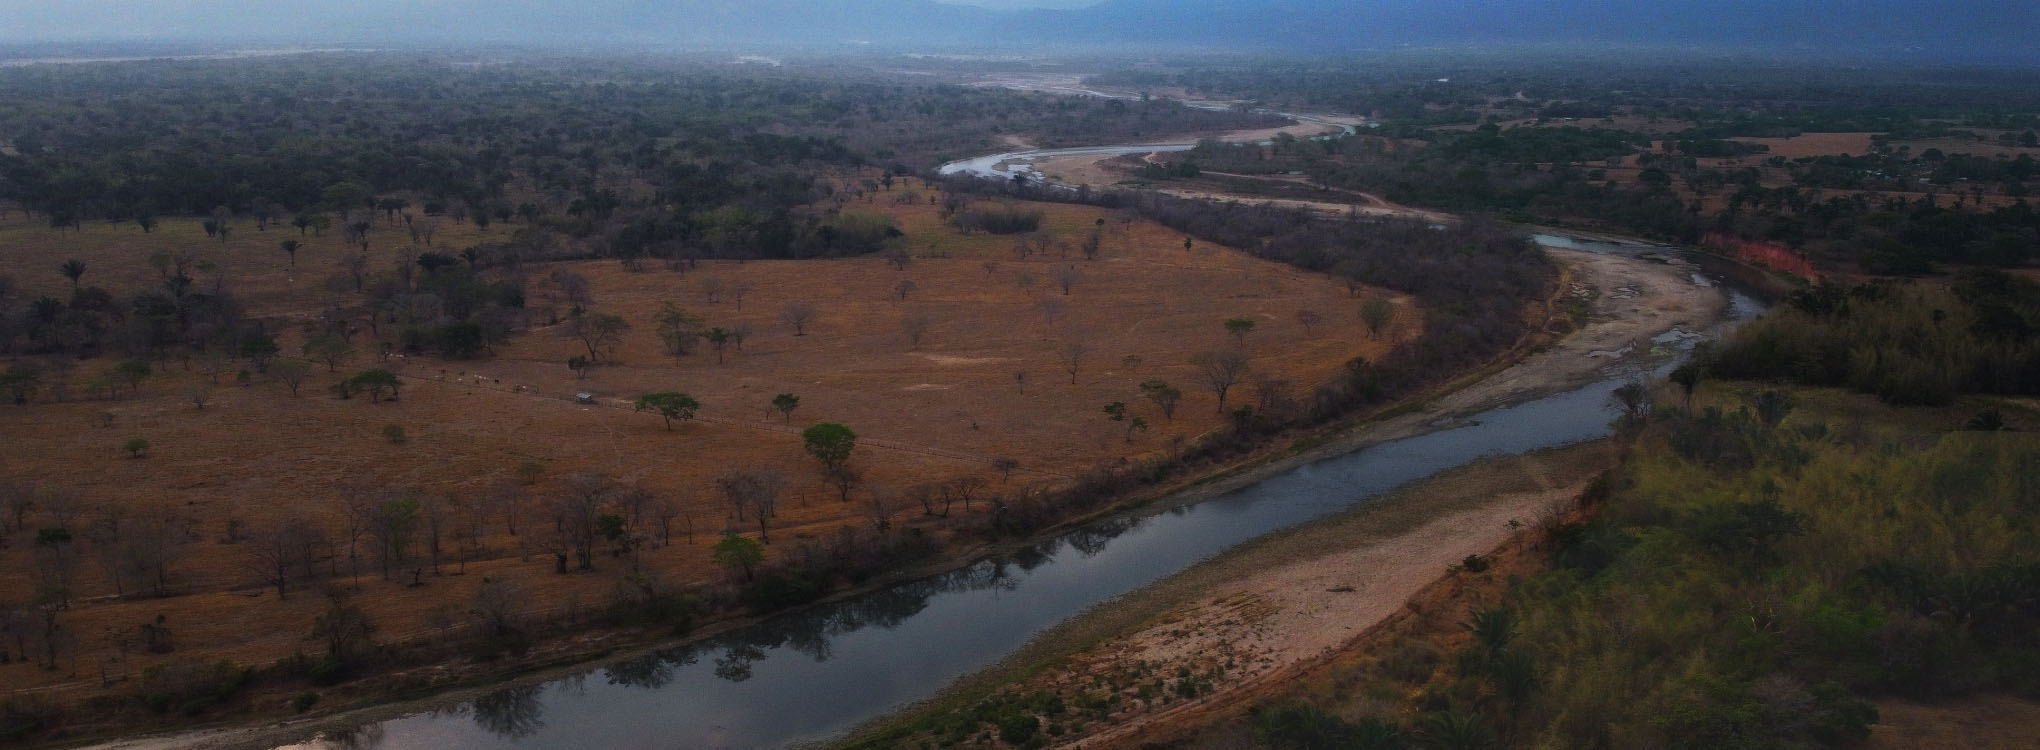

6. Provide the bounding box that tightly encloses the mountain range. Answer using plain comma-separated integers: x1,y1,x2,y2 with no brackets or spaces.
3,0,2034,62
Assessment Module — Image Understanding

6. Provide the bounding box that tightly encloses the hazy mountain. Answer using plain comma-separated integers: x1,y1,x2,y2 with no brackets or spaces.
0,0,2032,62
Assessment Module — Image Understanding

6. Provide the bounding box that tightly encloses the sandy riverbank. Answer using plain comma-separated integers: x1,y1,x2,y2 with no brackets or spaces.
845,242,1726,748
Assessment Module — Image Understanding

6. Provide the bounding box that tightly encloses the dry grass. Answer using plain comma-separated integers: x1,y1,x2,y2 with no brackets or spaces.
1869,696,2040,749
0,181,1417,695
1730,132,1878,159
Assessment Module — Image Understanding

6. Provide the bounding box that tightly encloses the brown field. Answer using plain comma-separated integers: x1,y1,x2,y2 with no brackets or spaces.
0,181,1416,696
1868,695,2040,750
1730,132,1878,159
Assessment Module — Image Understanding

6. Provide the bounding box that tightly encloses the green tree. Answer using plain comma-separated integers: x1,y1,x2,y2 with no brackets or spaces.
567,312,629,362
801,423,858,473
2,365,40,405
303,334,354,372
771,393,800,423
58,259,86,292
113,360,152,398
320,181,374,213
712,534,764,582
704,327,733,364
123,437,150,458
1224,317,1257,347
348,369,402,402
239,334,280,373
1139,379,1182,420
634,392,702,431
1669,363,1704,410
1361,297,1396,338
279,240,302,269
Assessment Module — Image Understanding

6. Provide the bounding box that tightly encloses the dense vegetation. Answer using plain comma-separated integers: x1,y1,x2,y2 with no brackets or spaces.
0,55,1283,367
1710,270,2040,405
1097,59,2040,273
0,55,1276,250
1214,288,2040,750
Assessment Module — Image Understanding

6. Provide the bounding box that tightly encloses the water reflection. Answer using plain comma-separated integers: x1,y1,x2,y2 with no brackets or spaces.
470,685,546,741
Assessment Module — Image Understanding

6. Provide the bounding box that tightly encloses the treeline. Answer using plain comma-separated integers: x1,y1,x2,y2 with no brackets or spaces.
1175,126,2039,271
1242,388,2038,750
1709,270,2040,405
0,54,1277,239
938,173,1553,395
1085,58,2040,127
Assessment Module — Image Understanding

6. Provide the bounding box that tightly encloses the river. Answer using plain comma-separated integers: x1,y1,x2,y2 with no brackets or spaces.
238,124,1762,750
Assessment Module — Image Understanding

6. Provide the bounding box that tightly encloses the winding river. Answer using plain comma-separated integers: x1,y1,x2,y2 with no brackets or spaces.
257,126,1761,750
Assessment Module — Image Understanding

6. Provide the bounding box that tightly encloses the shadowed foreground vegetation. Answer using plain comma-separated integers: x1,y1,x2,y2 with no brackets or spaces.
1182,289,2040,750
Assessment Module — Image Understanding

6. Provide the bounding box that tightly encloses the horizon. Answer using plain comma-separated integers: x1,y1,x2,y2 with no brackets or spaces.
0,0,2032,66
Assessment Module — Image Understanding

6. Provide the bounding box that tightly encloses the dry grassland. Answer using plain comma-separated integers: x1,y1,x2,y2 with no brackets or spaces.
0,183,1417,695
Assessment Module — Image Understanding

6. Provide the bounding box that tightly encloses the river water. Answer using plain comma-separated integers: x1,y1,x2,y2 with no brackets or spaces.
248,115,1765,749
271,239,1759,749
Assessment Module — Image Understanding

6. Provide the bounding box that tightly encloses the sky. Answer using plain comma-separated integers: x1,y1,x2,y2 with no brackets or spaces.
944,0,1098,7
0,0,2030,63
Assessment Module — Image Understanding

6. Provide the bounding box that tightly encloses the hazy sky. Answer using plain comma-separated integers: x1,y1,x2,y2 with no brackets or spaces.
944,0,1099,7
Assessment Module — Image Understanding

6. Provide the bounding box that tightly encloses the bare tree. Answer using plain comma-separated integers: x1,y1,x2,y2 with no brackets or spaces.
1036,297,1067,327
123,510,194,597
883,248,912,271
699,276,725,304
938,474,987,515
551,270,594,310
1192,350,1251,412
551,473,610,571
781,302,817,336
1294,309,1324,335
651,496,683,546
485,479,527,537
470,576,525,639
1252,374,1294,413
1,480,34,533
244,518,325,599
863,490,894,532
41,488,83,531
1050,265,1082,296
715,469,787,543
729,280,754,310
1059,340,1090,385
825,466,862,503
902,315,931,349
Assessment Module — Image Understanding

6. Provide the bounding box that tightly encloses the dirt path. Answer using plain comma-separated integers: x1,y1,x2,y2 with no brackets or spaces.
852,246,1723,748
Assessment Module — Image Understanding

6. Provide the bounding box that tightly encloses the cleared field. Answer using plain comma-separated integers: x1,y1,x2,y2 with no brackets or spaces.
1730,131,1877,158
0,182,1417,693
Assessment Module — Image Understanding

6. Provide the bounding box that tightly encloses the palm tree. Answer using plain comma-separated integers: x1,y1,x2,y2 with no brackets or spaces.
58,259,86,292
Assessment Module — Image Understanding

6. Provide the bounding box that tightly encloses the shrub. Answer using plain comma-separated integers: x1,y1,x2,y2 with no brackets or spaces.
139,659,246,716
